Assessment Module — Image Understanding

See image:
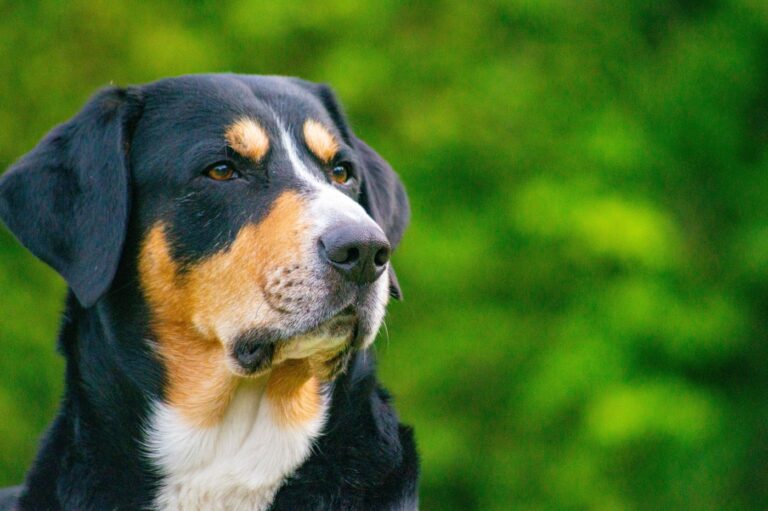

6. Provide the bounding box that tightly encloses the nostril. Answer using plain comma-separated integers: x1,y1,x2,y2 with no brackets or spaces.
374,247,390,266
325,244,360,265
345,247,360,264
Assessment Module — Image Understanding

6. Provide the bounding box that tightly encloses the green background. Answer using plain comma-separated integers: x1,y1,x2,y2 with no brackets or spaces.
1,1,768,509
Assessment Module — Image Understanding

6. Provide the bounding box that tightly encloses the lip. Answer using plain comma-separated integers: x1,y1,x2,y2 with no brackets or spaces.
269,316,357,369
231,305,359,375
297,303,357,337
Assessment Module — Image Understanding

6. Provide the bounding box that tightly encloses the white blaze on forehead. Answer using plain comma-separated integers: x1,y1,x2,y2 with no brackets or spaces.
277,121,380,236
279,123,323,185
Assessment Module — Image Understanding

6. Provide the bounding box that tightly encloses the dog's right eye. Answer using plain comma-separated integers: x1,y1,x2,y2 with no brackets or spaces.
204,162,239,181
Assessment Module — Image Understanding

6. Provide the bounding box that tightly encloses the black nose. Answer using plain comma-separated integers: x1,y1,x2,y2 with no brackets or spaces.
319,223,391,284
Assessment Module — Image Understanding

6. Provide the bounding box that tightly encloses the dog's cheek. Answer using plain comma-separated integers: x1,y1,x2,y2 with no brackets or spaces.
184,228,274,344
138,192,324,427
184,191,314,348
139,224,191,324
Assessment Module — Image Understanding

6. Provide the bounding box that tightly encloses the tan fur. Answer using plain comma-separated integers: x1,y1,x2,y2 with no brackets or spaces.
303,119,339,163
225,118,270,162
139,191,332,428
266,359,322,426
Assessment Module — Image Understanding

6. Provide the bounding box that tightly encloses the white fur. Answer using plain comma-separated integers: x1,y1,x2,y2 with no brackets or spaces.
307,184,380,236
361,274,390,349
146,383,328,511
279,124,321,185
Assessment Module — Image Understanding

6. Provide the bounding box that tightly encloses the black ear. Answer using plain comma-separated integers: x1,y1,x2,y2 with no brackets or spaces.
0,87,140,308
295,80,411,299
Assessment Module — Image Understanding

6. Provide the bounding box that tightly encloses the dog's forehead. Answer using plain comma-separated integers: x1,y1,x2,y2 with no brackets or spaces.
128,75,345,187
137,74,333,138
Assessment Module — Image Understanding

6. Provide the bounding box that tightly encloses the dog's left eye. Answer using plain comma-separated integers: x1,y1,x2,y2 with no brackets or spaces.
331,163,352,185
204,162,239,181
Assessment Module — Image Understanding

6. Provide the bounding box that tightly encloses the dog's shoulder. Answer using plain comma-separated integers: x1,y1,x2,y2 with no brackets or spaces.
270,350,420,510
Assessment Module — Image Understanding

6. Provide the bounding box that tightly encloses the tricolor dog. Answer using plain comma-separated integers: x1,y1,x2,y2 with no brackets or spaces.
0,74,418,510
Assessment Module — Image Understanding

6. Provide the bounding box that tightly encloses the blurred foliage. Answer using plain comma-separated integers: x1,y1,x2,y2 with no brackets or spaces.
1,0,768,509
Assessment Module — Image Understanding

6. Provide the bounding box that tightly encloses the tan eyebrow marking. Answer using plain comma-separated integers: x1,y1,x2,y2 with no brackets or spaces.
303,119,339,163
225,118,270,162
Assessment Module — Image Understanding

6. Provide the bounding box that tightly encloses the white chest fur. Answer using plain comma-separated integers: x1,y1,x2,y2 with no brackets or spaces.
146,382,328,511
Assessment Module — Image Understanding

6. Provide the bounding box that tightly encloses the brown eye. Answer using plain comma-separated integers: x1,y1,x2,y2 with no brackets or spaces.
331,163,351,184
205,162,237,181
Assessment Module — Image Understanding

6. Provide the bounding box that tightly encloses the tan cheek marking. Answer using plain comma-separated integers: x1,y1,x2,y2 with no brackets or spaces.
225,118,270,162
186,191,309,334
139,191,321,428
266,359,322,427
303,119,339,163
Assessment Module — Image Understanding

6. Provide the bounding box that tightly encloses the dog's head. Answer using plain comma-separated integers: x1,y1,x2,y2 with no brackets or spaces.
0,75,409,424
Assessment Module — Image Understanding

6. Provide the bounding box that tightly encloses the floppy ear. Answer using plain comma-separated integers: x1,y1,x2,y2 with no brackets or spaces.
0,87,140,308
296,80,411,299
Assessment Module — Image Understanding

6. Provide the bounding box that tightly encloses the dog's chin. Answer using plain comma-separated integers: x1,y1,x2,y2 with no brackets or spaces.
227,308,359,379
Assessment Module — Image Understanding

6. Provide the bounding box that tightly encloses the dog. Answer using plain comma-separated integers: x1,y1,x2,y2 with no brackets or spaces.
0,74,418,510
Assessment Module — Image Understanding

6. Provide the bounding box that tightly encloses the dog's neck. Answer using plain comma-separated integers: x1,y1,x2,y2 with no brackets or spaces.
146,340,331,511
146,376,328,511
135,273,334,510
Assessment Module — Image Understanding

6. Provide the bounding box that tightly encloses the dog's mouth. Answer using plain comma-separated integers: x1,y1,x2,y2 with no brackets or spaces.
229,305,358,377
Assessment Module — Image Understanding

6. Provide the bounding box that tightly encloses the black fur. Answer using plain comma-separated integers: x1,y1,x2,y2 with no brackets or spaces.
271,354,420,510
0,74,417,511
0,87,141,308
